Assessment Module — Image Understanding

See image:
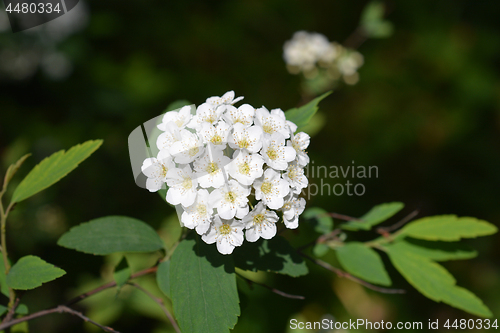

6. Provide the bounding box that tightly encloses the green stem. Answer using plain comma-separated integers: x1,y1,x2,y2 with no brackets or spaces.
0,201,15,308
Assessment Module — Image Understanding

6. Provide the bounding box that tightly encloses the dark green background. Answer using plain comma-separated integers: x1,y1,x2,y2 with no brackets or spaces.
0,0,499,332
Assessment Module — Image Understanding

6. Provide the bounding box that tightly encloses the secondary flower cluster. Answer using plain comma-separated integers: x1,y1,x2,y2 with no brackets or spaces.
141,91,309,254
283,31,364,85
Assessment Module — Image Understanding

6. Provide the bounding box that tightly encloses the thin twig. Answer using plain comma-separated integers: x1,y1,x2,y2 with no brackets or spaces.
0,305,121,332
297,228,342,251
236,273,305,300
1,297,20,324
377,210,419,235
323,213,360,222
65,266,158,306
299,251,405,294
127,283,181,333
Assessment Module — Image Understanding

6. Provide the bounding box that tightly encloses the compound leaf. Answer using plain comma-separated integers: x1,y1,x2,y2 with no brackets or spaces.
58,216,164,255
400,215,497,241
335,242,391,286
11,140,102,203
170,234,239,333
386,246,492,317
343,202,404,231
385,239,477,261
6,255,66,290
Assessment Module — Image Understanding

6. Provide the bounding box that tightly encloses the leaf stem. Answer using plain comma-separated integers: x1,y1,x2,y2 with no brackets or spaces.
127,282,181,333
0,200,16,307
298,251,405,294
235,272,305,300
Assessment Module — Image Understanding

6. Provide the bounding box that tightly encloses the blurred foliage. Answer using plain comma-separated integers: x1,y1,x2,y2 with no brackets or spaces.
1,0,500,332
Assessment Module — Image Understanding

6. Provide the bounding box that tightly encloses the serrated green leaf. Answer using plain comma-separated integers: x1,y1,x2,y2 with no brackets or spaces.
285,91,332,130
386,246,492,317
313,243,330,257
57,216,164,255
335,242,391,286
2,154,31,191
11,140,102,203
400,215,497,241
113,257,131,288
385,238,477,261
6,255,66,290
303,207,333,234
342,202,404,231
156,260,171,298
170,234,240,333
233,236,308,277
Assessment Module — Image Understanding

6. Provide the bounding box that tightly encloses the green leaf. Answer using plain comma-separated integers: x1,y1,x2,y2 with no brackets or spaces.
400,215,498,241
303,207,333,234
6,255,66,290
113,257,131,288
156,260,171,298
386,246,492,317
285,91,332,130
57,216,164,255
385,238,477,261
233,236,308,277
312,243,329,257
360,1,393,38
0,303,30,316
335,242,391,286
342,202,404,231
2,154,31,191
170,234,240,333
11,140,103,203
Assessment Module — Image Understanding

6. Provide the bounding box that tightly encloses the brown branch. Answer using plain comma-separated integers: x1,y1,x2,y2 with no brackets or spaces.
236,273,305,300
323,213,360,222
1,297,20,324
127,283,181,333
65,266,158,306
377,210,419,236
343,26,369,49
0,305,121,332
299,251,405,294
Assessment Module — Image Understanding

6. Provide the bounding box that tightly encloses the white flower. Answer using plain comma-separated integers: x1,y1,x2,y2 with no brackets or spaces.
209,179,250,219
206,90,244,108
227,150,264,186
228,123,263,153
181,189,213,235
254,168,290,210
188,102,224,130
141,150,174,192
156,122,182,151
255,106,290,139
169,129,204,164
283,162,308,194
281,194,306,229
223,104,255,127
261,133,296,170
242,202,278,242
157,105,193,131
202,216,245,255
288,132,310,167
193,148,231,189
199,121,231,150
165,165,198,207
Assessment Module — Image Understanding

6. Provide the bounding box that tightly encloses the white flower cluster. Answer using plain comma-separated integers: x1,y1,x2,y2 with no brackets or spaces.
141,91,309,255
283,31,364,84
